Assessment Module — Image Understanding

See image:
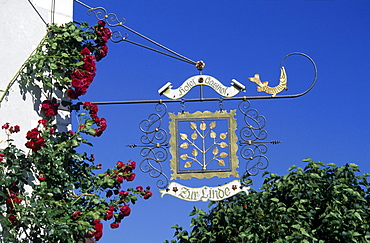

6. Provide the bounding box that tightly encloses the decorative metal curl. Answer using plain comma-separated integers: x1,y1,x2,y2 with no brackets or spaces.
133,103,170,189
87,7,127,26
238,100,279,179
111,31,128,43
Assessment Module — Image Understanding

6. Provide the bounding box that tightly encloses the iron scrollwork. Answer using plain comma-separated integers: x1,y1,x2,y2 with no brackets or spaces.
127,103,170,189
238,100,280,184
87,7,128,43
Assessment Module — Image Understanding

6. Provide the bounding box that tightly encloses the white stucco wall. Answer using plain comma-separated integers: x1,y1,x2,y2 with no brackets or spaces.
0,0,73,150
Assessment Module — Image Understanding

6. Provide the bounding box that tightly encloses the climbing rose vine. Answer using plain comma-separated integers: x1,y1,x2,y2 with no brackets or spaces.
0,21,151,242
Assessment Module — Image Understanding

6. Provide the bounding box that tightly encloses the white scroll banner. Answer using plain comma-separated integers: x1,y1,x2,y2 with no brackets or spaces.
160,75,245,100
159,180,250,202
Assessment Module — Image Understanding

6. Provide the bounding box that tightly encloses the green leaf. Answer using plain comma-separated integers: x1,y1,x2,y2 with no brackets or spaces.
88,128,96,135
270,198,279,202
288,165,297,171
71,139,79,147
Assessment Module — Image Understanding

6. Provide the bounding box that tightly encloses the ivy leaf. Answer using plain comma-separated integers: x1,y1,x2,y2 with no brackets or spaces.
209,121,216,129
180,154,189,160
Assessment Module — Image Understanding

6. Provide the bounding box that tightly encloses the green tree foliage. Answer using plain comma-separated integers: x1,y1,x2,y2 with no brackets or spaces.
167,159,370,242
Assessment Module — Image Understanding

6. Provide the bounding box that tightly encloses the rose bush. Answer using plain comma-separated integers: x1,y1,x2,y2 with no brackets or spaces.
0,21,151,242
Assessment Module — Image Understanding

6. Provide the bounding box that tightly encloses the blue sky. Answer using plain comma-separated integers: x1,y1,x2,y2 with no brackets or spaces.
73,1,370,242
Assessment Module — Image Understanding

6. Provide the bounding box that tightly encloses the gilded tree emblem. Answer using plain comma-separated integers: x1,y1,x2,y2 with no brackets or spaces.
169,110,239,180
179,121,229,170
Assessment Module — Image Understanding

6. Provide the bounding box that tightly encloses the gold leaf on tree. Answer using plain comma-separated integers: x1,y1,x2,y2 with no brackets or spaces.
180,133,188,140
190,122,197,130
219,142,228,148
192,149,198,157
210,131,216,139
184,161,192,168
219,152,228,158
191,131,198,140
218,159,225,166
180,142,189,149
212,147,219,155
180,154,189,160
209,121,216,129
200,121,207,131
219,132,227,140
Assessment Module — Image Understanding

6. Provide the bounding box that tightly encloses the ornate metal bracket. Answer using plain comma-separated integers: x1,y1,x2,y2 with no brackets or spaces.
126,103,170,189
238,99,281,185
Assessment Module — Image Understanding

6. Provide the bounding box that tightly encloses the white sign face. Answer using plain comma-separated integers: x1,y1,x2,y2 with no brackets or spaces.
159,180,249,202
161,75,244,99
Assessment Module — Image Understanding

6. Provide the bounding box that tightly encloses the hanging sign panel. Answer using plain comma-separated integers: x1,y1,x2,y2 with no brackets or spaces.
168,110,239,180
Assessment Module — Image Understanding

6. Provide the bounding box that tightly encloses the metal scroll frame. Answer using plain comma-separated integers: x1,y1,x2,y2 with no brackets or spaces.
126,103,170,189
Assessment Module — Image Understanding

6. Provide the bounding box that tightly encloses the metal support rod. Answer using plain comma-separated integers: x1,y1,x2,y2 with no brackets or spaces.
67,91,312,111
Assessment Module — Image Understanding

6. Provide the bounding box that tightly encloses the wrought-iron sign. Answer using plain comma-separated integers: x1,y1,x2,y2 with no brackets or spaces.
73,0,318,202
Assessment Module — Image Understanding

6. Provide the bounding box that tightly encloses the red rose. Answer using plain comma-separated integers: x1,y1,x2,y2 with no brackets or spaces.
116,176,124,183
93,219,101,224
38,175,46,181
38,119,48,127
26,128,39,140
144,192,153,199
110,223,119,229
72,211,82,219
94,231,103,241
120,205,131,217
136,186,143,192
8,215,17,226
80,47,91,56
67,89,79,99
82,56,96,72
41,100,59,117
2,123,10,129
95,223,103,232
10,125,20,133
98,20,106,27
105,211,114,220
130,161,136,169
127,173,136,181
33,137,45,149
116,161,124,168
90,104,98,114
